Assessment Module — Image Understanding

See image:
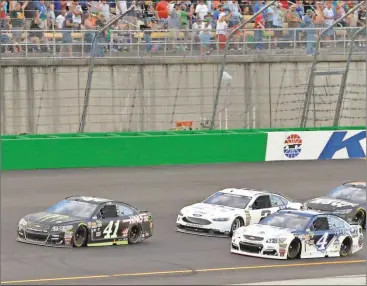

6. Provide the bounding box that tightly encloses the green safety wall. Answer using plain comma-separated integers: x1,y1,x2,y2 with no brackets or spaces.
1,126,364,171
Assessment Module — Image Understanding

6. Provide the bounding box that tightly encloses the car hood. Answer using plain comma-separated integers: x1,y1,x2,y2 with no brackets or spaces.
236,224,294,240
182,203,241,218
23,212,80,225
305,196,359,211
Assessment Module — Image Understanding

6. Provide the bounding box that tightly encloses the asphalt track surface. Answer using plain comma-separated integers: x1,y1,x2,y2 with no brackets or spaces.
1,160,366,285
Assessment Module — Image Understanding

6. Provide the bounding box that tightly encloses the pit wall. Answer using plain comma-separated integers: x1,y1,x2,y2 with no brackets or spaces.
1,126,365,171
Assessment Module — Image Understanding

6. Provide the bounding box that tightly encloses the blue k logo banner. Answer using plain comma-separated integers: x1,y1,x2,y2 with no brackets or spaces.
318,131,366,160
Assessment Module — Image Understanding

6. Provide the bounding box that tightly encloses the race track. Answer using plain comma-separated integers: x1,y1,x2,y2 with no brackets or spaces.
1,160,366,285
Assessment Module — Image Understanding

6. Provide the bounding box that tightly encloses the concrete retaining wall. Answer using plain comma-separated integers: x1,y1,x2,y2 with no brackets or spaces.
1,55,365,134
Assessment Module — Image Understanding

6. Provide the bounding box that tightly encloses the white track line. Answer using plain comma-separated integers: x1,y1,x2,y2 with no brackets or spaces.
230,274,366,285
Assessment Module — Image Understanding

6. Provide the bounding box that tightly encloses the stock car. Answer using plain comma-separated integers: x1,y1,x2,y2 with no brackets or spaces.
304,182,366,228
17,196,153,248
231,209,364,260
176,188,303,237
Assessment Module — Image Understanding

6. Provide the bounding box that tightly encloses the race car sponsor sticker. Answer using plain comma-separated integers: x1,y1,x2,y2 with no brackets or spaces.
121,228,128,238
185,223,202,228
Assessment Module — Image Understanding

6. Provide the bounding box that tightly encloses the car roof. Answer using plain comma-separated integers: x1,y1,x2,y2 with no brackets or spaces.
219,188,275,197
65,196,113,204
277,209,321,217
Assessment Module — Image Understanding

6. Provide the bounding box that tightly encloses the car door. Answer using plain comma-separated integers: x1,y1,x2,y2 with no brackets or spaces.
91,203,123,243
116,203,153,239
310,216,336,256
248,195,275,224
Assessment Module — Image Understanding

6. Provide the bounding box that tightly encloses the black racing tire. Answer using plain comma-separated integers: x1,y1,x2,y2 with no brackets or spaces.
340,237,353,257
73,225,88,248
128,225,142,244
230,217,244,236
287,238,301,259
354,210,366,229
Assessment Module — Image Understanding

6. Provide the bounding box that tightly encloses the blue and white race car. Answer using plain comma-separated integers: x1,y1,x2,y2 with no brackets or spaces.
231,209,363,259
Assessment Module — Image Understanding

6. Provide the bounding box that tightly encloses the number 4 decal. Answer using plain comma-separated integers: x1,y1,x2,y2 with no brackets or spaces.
316,232,329,250
103,220,120,239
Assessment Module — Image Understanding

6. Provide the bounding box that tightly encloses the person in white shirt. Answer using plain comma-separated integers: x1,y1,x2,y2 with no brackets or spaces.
216,14,228,52
116,0,127,15
72,1,83,29
56,9,66,29
195,0,208,20
323,1,334,44
99,0,110,23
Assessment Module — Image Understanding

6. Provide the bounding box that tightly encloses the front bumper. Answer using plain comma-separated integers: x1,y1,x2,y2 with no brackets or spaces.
176,216,232,237
16,227,72,248
230,239,288,260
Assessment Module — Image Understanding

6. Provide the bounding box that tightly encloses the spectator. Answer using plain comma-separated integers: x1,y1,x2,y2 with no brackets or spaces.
10,2,25,53
56,9,66,29
216,13,228,51
60,9,74,57
323,0,335,46
0,0,6,29
155,0,169,20
270,1,285,49
357,5,366,47
21,0,40,31
167,3,180,52
38,0,48,30
29,13,46,52
286,4,302,47
98,0,110,23
254,11,265,50
200,17,212,55
48,3,56,30
303,8,316,54
196,0,209,20
83,12,96,53
72,0,83,30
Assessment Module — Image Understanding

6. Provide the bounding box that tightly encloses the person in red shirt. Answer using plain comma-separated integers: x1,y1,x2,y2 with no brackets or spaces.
155,0,169,20
0,0,6,29
254,13,265,50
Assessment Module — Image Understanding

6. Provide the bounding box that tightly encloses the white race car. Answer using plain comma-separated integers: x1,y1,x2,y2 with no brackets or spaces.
231,209,364,259
176,188,303,237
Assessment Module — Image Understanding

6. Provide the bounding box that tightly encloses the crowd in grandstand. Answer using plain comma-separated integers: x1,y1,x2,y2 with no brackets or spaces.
0,0,366,56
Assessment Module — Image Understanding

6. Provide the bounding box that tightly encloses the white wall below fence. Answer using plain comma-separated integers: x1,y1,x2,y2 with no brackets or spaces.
0,56,365,134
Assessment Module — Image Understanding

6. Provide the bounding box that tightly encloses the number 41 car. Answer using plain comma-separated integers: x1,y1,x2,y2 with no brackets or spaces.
17,196,153,248
231,209,364,259
176,188,303,237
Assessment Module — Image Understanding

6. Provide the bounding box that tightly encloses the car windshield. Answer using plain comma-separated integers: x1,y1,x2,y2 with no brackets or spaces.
46,200,98,219
327,186,366,205
260,213,310,231
203,192,251,209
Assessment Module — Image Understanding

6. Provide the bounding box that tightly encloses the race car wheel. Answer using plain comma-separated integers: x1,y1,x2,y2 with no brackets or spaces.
354,210,366,229
128,225,142,244
230,217,244,236
73,225,88,248
287,239,301,259
340,237,352,257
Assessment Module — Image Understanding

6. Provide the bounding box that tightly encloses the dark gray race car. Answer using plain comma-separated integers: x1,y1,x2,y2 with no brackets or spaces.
17,196,153,247
304,182,366,229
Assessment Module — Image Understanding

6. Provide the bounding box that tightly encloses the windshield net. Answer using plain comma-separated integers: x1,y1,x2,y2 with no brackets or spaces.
46,200,98,219
260,213,310,231
327,186,366,205
203,192,251,209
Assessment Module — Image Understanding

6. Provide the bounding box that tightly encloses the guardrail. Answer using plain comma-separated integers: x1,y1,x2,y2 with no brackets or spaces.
0,26,365,59
1,126,365,170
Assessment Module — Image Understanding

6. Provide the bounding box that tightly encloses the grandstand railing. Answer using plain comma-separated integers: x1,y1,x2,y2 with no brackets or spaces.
0,26,365,59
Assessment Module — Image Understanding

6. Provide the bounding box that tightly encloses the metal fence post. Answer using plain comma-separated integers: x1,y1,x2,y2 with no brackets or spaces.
78,5,136,132
333,25,366,126
300,1,366,128
210,0,276,130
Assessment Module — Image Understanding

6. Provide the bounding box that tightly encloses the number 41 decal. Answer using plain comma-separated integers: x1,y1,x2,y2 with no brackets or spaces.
316,232,329,250
103,220,120,239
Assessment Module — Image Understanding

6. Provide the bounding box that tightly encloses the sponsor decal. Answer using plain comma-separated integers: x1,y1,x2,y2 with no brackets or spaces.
91,222,97,228
283,134,302,158
96,220,102,228
193,213,202,217
64,232,73,245
121,228,128,238
279,248,286,257
319,131,366,160
96,231,101,237
87,222,92,228
266,130,366,161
